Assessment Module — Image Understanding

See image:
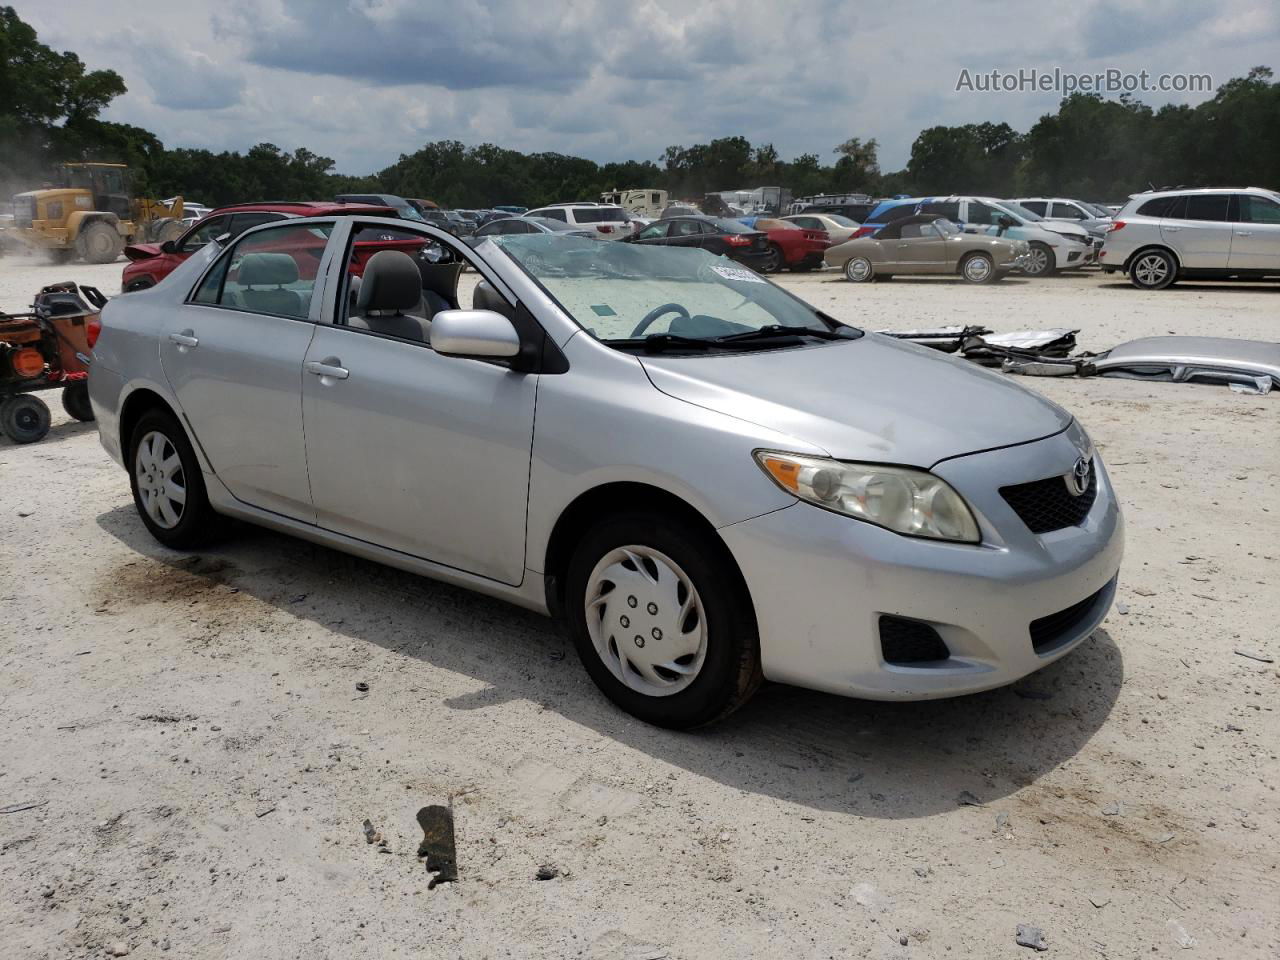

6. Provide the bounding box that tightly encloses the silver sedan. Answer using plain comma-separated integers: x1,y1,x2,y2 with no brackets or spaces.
88,216,1123,728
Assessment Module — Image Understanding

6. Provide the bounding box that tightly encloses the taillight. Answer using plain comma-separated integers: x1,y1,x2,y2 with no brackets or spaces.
1107,221,1125,233
723,234,752,246
86,316,102,348
852,225,876,239
598,225,613,234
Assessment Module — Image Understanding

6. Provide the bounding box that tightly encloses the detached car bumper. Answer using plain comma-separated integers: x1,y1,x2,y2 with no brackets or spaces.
720,425,1123,700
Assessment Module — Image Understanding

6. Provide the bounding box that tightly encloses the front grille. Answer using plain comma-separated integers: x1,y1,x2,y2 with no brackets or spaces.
880,615,949,664
1029,580,1111,653
1001,465,1097,534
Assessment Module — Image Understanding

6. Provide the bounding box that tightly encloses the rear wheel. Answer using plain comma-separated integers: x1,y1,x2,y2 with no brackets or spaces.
0,394,52,444
62,382,94,422
760,243,784,273
78,221,124,264
565,513,762,728
843,256,875,282
960,252,997,284
128,409,218,548
1129,249,1178,290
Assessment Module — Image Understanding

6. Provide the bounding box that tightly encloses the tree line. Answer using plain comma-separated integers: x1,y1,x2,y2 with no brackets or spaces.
2,6,1276,210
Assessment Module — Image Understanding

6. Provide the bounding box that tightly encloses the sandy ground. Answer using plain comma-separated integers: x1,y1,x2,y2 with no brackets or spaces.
1,254,1278,959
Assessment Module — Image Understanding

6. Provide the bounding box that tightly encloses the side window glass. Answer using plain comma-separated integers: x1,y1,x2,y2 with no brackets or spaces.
542,209,567,222
1184,195,1229,221
900,223,925,239
966,202,1000,226
673,220,700,237
1021,201,1047,216
637,223,668,240
229,212,286,238
214,222,334,319
179,216,228,253
1239,195,1280,224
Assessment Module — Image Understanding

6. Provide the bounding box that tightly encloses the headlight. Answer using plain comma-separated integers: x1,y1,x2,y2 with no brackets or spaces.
754,451,981,543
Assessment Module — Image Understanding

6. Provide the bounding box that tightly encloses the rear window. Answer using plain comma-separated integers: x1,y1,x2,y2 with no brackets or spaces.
878,203,920,223
573,206,627,223
710,218,754,234
919,201,961,220
826,214,858,227
1184,194,1229,221
1136,196,1182,218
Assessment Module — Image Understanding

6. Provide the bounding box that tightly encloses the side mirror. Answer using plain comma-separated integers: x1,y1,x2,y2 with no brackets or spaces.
431,309,521,359
160,239,177,254
997,215,1016,230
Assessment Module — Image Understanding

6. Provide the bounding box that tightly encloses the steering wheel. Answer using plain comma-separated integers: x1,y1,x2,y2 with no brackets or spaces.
631,303,690,337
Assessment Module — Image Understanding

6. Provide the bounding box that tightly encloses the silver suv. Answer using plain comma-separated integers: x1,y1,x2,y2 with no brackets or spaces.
1100,187,1280,289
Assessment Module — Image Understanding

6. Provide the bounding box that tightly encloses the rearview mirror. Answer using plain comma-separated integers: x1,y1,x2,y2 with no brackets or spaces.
431,309,521,359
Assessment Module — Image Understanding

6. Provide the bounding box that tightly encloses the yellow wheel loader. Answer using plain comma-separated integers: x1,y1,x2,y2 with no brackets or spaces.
12,163,186,264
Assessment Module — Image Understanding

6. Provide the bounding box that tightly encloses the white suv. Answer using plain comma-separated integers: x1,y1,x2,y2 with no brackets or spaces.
1100,187,1280,289
525,203,634,239
1013,198,1112,239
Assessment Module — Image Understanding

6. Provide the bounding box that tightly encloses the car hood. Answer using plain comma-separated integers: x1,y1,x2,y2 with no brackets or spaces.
123,243,163,262
640,334,1071,466
1038,222,1089,240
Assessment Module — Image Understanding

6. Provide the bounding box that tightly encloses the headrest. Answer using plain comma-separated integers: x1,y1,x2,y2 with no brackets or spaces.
417,261,463,303
357,251,422,314
238,252,299,287
473,279,513,320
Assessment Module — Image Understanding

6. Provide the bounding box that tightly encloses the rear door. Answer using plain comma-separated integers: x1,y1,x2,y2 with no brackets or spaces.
161,220,335,521
1160,194,1232,268
667,219,705,248
1228,194,1280,271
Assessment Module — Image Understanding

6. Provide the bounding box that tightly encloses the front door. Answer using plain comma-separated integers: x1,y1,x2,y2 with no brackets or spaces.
890,222,948,271
1228,193,1280,271
301,222,536,585
160,220,333,522
1161,194,1232,269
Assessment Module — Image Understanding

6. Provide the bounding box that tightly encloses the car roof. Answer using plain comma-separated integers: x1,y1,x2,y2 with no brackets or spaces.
207,200,395,217
1130,186,1274,197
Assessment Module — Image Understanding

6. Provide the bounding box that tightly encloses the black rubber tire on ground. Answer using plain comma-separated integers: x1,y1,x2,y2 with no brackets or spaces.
152,218,185,244
564,512,763,729
959,251,998,284
78,221,124,264
61,382,94,422
1023,241,1055,277
0,394,52,444
1128,248,1178,290
128,408,219,549
760,244,784,274
123,277,155,293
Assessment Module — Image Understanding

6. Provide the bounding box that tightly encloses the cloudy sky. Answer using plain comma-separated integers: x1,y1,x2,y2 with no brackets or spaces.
20,0,1280,175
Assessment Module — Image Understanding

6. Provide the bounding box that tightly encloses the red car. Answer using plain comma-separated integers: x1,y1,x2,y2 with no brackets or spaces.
120,201,397,292
752,217,831,273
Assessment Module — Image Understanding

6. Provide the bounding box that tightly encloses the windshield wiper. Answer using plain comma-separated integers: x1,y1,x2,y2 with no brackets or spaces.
712,324,851,344
609,333,717,353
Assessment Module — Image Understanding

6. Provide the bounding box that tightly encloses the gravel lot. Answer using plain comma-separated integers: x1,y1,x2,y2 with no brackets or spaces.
2,253,1277,959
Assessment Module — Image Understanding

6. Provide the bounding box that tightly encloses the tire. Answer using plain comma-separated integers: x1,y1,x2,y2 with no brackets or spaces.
0,394,52,444
843,256,875,282
1022,242,1054,277
123,277,155,293
959,252,997,284
760,243,784,274
1128,248,1178,290
564,512,762,729
61,382,95,422
78,221,124,264
128,409,218,549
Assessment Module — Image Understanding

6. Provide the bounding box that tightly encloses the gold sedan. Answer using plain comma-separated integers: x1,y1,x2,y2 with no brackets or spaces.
826,214,1031,284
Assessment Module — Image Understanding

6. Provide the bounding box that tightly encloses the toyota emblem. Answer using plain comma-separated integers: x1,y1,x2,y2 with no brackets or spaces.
1066,456,1092,496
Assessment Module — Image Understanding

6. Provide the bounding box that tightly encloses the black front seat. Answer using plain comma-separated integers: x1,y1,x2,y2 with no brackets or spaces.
349,251,431,342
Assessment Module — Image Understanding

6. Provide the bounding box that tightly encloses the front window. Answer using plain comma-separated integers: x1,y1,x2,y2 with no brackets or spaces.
995,201,1039,222
933,218,961,235
179,216,230,253
492,235,859,348
1236,194,1280,223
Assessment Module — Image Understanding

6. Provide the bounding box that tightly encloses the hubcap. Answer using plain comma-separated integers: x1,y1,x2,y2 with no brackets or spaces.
1134,254,1169,286
134,430,187,530
965,256,991,281
846,258,871,281
584,546,707,697
1026,248,1049,275
89,230,112,256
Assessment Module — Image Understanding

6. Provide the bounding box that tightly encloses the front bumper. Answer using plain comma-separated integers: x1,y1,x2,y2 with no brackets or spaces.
720,424,1124,700
1003,252,1033,272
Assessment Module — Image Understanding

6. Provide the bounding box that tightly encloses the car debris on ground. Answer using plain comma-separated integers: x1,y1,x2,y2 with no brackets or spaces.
417,805,459,887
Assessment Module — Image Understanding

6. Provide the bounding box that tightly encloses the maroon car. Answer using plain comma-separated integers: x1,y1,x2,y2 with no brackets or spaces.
120,201,395,292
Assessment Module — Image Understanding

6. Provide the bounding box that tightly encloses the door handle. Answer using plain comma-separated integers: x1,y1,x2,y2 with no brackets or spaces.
168,331,199,348
1236,230,1253,236
1164,226,1181,232
305,359,349,380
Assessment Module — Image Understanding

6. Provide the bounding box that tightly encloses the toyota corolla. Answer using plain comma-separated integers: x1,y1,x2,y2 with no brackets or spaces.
88,216,1123,728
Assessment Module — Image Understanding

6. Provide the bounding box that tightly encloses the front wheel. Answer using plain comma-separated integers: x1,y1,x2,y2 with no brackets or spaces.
128,409,218,548
78,221,124,264
0,394,52,443
1022,242,1054,277
960,252,997,284
565,513,762,728
1129,249,1178,290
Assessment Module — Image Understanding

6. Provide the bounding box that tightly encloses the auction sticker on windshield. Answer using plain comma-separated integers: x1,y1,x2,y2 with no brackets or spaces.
710,264,765,283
